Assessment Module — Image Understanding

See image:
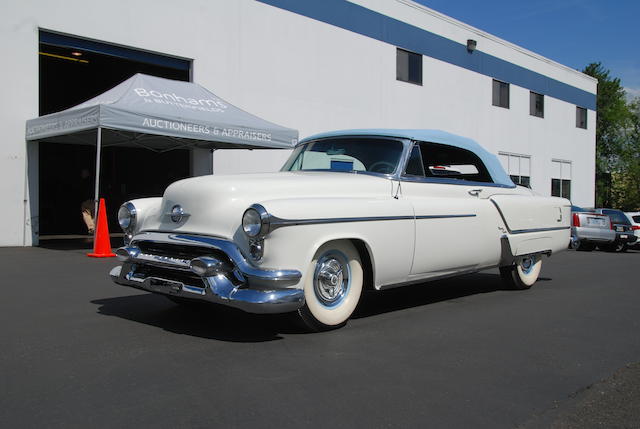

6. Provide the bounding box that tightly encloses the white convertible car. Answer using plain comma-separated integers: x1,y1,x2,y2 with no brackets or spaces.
111,129,571,330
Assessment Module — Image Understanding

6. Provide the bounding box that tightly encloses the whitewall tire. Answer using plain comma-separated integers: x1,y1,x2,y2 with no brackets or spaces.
297,241,363,331
500,254,542,290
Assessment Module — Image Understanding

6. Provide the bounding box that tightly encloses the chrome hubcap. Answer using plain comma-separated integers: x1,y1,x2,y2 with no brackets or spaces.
313,251,350,307
520,257,535,274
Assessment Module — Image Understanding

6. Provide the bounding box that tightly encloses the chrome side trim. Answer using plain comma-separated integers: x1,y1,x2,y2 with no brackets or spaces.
414,214,477,220
510,226,570,234
489,199,570,235
268,213,476,232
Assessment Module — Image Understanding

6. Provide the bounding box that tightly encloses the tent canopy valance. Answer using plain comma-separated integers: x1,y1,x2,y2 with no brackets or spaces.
26,73,299,222
26,73,299,150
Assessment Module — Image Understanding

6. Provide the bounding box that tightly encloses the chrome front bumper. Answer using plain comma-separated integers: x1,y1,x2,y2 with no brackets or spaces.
109,232,304,314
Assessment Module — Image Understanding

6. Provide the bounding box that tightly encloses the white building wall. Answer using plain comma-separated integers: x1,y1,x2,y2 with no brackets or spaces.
0,0,596,246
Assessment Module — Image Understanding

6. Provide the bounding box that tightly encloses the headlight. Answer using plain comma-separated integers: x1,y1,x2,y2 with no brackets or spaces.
118,202,137,232
242,204,270,238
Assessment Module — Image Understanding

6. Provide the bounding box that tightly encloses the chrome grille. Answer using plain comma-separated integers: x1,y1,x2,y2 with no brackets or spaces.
134,241,232,265
134,264,206,288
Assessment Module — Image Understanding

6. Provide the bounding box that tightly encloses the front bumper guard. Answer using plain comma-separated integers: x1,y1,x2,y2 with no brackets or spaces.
110,232,304,314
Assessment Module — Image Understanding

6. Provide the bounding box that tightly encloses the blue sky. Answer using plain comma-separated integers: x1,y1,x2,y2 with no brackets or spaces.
415,0,640,98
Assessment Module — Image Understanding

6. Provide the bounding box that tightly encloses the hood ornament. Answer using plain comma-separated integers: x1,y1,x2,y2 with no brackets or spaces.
169,205,190,223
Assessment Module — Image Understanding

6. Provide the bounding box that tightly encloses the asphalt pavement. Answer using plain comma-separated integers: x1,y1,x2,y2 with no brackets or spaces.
0,243,639,428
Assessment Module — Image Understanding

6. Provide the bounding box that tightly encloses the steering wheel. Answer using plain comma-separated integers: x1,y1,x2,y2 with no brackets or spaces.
369,161,396,174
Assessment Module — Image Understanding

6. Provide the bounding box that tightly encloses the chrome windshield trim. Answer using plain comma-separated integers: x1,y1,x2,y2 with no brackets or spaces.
281,136,412,179
286,169,396,180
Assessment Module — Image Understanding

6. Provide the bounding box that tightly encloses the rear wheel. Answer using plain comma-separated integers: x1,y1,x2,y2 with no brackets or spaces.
297,241,363,331
500,255,542,290
602,242,627,252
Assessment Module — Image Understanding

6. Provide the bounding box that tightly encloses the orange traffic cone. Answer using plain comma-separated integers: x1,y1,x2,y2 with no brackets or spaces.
88,198,116,258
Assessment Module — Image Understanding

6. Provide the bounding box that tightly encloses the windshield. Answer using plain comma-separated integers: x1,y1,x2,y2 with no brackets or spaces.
282,137,404,175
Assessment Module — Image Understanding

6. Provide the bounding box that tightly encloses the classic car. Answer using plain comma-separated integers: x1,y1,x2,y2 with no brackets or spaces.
569,205,615,251
110,129,571,331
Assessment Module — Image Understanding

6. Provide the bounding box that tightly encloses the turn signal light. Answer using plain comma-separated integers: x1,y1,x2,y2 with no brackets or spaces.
572,213,580,227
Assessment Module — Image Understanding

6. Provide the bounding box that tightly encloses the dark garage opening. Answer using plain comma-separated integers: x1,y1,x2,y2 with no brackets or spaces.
38,31,192,237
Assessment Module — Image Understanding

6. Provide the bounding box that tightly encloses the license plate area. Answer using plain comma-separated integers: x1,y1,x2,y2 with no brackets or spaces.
148,277,183,292
587,217,605,226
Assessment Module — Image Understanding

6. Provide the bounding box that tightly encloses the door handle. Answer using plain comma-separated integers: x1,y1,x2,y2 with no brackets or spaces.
468,189,482,197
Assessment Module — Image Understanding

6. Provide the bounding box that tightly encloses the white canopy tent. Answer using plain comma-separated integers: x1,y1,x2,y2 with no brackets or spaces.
26,73,299,214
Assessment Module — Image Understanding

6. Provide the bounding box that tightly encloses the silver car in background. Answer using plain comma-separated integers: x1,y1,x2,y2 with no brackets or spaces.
570,205,615,251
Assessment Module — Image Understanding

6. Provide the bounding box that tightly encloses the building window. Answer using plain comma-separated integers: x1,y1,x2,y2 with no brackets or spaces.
576,107,587,129
530,92,544,118
492,79,509,108
499,152,531,187
551,160,571,199
396,48,422,85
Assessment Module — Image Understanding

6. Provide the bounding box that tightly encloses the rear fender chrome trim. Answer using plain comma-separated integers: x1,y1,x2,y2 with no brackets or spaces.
490,199,570,234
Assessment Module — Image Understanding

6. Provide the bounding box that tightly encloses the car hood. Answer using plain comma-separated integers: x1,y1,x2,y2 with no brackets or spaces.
139,171,394,239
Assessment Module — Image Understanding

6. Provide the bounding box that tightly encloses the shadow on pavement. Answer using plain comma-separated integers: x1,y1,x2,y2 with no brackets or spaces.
92,294,300,342
92,271,528,342
353,271,509,319
38,236,122,251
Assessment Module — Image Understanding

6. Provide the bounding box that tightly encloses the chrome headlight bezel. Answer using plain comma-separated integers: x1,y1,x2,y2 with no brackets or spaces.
242,204,270,238
118,201,137,233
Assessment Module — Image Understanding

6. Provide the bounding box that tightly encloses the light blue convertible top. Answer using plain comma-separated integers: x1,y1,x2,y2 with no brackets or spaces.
299,129,515,188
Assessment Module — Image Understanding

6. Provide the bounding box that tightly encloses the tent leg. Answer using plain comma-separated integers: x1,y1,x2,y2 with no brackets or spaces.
93,127,102,218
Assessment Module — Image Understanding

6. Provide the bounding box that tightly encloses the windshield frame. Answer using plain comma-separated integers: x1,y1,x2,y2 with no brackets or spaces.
280,136,412,178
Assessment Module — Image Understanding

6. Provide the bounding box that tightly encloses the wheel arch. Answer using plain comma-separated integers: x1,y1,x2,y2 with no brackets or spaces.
350,239,375,291
305,236,376,291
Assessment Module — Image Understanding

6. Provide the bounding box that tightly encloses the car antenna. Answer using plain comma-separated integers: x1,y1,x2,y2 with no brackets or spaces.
393,180,401,199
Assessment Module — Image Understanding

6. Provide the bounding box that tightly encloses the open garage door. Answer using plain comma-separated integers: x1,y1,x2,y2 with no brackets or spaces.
28,34,298,247
37,31,192,238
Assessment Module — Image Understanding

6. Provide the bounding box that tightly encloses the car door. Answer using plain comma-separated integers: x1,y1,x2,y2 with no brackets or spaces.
399,142,502,276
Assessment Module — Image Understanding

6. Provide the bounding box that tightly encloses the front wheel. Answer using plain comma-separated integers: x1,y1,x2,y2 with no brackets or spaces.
297,241,363,331
500,255,542,290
